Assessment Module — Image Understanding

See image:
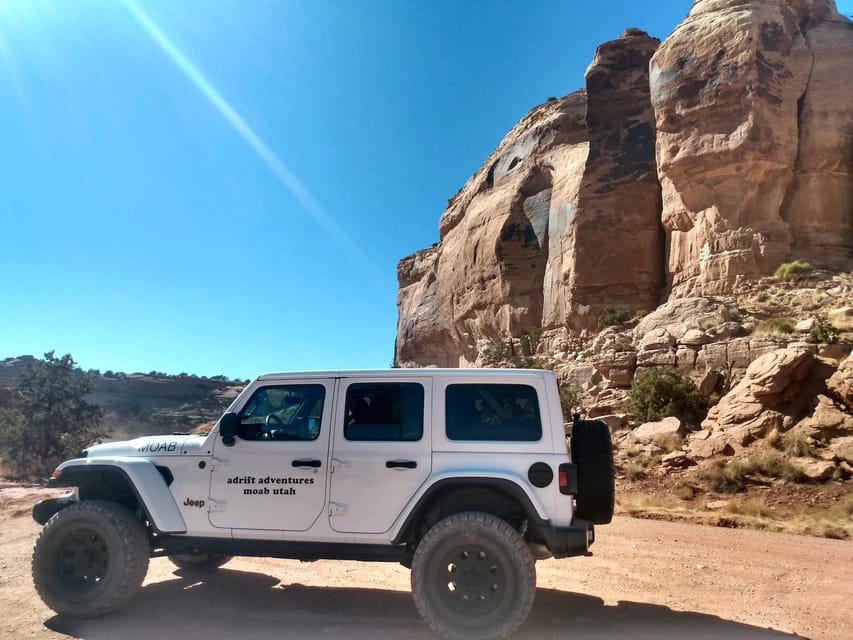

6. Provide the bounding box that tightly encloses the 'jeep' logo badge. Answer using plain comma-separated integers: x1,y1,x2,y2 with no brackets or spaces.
183,498,205,508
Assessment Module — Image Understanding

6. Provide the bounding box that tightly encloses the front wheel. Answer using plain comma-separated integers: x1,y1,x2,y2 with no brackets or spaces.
32,500,150,618
411,512,536,640
168,552,232,571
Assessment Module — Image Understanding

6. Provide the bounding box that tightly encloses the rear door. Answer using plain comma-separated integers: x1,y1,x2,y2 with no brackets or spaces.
328,376,431,534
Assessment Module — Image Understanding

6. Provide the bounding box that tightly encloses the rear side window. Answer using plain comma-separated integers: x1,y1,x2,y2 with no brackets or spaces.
445,384,542,441
344,382,424,441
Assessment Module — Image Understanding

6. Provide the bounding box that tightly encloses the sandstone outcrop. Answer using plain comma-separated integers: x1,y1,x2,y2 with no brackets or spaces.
651,0,853,296
686,346,850,460
692,348,833,455
396,2,852,370
396,30,663,366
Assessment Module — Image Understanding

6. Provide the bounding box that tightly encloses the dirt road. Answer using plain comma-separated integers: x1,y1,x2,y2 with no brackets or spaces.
2,485,851,640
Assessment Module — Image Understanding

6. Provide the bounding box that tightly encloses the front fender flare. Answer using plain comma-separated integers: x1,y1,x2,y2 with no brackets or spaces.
49,457,187,533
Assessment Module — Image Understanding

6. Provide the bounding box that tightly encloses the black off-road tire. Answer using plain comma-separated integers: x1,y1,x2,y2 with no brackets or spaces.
571,419,615,524
168,552,233,571
32,500,150,618
411,512,536,640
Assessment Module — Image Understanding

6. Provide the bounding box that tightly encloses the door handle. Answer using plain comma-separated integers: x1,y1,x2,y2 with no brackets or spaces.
292,459,322,468
386,460,417,469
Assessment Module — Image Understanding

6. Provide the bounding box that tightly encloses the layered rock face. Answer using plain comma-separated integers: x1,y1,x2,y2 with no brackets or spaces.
397,2,853,368
396,31,663,366
651,0,853,295
397,92,589,367
565,29,664,325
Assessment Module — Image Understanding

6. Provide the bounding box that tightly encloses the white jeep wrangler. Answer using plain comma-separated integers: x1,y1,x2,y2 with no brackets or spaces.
32,368,613,639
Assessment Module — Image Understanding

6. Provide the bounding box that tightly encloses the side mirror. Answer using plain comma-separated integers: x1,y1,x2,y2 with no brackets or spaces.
219,412,238,446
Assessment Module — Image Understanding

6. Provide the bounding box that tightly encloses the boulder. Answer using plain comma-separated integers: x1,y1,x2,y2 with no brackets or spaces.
827,355,853,409
593,414,629,432
680,329,712,346
661,451,693,469
792,395,853,442
632,416,685,442
639,328,676,351
747,349,814,404
794,458,836,482
688,437,735,460
830,436,853,465
795,318,818,333
701,348,838,451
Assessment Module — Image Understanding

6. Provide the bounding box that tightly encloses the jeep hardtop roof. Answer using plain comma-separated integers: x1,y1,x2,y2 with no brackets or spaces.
255,368,555,381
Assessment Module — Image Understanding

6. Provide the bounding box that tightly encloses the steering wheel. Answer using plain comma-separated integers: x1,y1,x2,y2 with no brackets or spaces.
263,413,285,438
265,413,285,427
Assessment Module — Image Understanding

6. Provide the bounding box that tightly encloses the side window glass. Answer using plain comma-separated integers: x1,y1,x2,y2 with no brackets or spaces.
445,384,542,441
237,384,325,441
344,383,424,441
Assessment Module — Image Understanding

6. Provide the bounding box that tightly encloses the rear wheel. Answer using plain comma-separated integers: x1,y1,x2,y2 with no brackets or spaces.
168,552,232,571
32,500,150,617
411,511,535,640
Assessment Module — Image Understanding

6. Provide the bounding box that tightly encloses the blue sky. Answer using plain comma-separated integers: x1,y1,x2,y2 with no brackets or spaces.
2,1,848,380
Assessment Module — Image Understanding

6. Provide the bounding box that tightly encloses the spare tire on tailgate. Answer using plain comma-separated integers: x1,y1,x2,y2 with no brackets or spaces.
570,419,615,524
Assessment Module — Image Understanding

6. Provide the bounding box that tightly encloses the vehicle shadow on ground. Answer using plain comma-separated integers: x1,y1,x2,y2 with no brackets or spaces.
46,568,806,640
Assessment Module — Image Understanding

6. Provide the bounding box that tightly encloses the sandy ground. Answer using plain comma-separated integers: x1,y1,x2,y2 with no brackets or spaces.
2,485,852,640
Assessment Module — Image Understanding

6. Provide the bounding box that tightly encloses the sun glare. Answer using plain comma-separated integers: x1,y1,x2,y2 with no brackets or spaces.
120,0,381,284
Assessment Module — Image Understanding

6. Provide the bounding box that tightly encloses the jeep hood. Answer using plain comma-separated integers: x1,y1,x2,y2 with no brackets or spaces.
85,434,208,458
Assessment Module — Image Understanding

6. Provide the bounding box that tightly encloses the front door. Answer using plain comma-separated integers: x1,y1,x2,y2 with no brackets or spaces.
208,380,333,531
329,376,432,534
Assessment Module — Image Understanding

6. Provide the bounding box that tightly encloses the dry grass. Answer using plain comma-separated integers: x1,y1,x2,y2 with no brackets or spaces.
651,433,685,453
623,462,647,481
774,430,814,458
753,317,795,336
694,459,752,493
617,493,853,539
691,451,807,494
828,308,853,331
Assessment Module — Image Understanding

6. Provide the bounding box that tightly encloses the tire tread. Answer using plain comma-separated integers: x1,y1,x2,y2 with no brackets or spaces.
32,500,150,618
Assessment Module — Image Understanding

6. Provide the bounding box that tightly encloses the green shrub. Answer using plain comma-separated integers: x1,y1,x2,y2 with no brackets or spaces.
559,382,581,419
518,328,543,357
598,306,631,328
774,260,815,279
624,368,709,426
753,317,795,336
809,321,840,344
481,339,511,366
0,352,109,477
